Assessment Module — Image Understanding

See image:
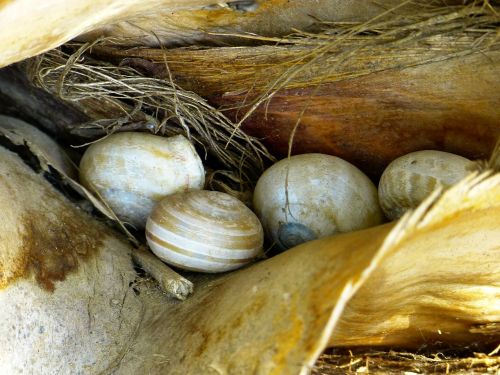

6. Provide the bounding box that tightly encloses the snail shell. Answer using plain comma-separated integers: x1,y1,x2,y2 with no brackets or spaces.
253,153,383,251
146,190,264,273
79,132,204,228
378,150,473,220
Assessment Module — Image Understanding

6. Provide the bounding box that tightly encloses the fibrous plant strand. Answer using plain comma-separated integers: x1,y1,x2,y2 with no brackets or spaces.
28,41,275,193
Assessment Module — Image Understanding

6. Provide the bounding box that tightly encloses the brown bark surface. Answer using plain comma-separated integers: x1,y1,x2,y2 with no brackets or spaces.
95,46,500,177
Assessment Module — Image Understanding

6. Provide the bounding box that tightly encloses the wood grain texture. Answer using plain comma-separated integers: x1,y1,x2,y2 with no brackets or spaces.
96,45,500,178
231,52,500,177
79,0,431,46
0,0,462,67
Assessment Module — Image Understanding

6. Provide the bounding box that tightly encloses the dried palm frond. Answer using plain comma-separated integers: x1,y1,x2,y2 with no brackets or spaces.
81,1,500,175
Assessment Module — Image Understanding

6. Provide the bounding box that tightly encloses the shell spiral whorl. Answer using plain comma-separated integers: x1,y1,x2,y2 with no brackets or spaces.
146,190,264,273
378,150,473,220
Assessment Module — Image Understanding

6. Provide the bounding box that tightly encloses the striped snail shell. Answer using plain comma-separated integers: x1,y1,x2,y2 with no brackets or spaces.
146,190,264,273
378,150,473,220
79,132,204,228
253,154,383,251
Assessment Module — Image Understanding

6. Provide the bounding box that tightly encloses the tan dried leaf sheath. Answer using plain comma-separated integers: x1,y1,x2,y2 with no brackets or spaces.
0,0,452,68
0,146,143,373
332,173,500,347
0,0,215,68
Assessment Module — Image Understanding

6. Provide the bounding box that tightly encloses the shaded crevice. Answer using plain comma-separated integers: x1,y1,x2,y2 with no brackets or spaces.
0,135,81,203
0,135,41,173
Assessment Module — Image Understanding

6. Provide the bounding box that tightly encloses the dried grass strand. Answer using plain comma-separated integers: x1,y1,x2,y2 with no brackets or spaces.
313,347,500,374
227,1,499,126
27,40,275,190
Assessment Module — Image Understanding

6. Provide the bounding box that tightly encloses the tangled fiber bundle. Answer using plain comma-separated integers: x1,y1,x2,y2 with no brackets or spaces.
232,0,500,126
313,346,500,374
94,1,500,111
28,43,275,195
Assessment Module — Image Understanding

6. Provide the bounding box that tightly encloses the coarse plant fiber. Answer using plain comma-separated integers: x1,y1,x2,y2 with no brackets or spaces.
28,43,275,195
27,1,500,182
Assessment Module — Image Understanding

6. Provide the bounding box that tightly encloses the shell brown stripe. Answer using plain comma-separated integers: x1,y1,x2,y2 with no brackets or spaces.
153,202,261,233
149,211,262,249
146,230,257,265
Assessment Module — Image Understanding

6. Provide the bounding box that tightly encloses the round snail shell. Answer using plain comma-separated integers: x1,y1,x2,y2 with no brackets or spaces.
146,190,264,273
253,153,383,251
378,150,473,220
79,132,204,228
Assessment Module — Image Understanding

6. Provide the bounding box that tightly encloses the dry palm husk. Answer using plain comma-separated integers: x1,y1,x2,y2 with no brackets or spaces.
28,1,500,178
1,1,499,373
0,0,215,68
0,119,498,374
0,0,460,68
78,0,459,47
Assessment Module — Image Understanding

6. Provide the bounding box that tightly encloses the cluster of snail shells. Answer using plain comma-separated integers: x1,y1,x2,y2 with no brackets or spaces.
80,132,263,273
253,154,383,251
378,150,473,220
79,132,205,228
79,132,474,270
146,190,264,273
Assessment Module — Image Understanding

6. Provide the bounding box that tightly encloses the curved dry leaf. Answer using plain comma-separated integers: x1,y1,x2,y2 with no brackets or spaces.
331,172,500,347
0,115,77,178
0,0,218,68
0,115,138,241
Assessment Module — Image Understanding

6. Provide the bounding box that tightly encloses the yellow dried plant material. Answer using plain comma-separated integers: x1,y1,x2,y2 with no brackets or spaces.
1,140,498,374
0,0,456,68
331,172,500,347
0,146,144,374
0,0,215,68
79,0,412,47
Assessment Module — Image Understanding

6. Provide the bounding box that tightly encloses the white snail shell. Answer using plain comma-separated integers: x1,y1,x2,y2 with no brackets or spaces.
146,190,264,273
79,132,204,228
253,154,383,251
378,150,473,220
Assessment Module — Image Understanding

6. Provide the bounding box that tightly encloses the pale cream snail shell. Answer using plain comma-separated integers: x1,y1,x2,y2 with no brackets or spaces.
253,153,383,251
378,150,473,220
79,132,204,228
146,190,264,273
